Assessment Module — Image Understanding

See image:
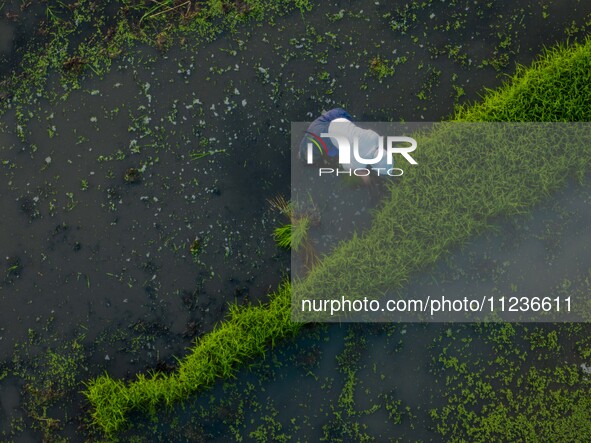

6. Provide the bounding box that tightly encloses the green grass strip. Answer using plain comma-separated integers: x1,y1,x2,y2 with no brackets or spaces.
85,283,298,434
84,38,591,434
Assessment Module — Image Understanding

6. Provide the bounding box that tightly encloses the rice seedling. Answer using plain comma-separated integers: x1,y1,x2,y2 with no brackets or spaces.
270,195,314,252
291,217,311,252
268,195,293,218
274,224,292,249
274,216,311,252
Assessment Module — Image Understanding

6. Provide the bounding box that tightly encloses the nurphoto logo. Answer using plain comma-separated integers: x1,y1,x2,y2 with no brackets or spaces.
305,131,418,177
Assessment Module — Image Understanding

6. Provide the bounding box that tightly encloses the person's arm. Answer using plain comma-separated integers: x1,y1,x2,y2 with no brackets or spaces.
359,175,372,185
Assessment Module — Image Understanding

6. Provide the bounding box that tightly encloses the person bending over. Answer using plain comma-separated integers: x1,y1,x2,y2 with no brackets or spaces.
298,108,390,184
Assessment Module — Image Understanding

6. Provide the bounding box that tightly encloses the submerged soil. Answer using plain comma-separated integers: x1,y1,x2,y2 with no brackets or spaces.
2,0,591,440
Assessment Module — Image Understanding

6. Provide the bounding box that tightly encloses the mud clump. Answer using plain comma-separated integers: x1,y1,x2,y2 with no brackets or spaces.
124,167,142,184
62,56,86,74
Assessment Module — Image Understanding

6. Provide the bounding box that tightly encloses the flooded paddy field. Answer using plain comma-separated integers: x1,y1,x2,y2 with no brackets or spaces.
118,178,591,442
2,0,591,440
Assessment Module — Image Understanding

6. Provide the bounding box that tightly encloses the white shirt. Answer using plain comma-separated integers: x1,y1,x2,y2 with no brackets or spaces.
327,118,387,171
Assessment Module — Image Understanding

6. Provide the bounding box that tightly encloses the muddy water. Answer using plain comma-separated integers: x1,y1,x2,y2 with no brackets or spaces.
0,21,15,55
2,0,591,440
0,0,50,83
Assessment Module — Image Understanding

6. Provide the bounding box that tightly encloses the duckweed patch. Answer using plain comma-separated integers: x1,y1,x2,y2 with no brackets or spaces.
431,323,591,441
5,330,88,441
